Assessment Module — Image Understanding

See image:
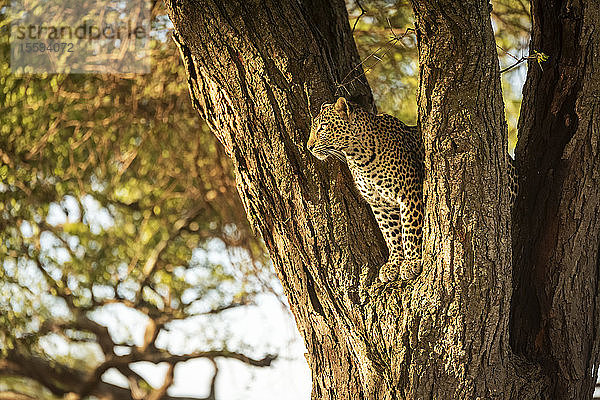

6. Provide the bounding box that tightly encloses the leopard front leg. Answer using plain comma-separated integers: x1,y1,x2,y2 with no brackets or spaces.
370,205,405,282
398,190,423,280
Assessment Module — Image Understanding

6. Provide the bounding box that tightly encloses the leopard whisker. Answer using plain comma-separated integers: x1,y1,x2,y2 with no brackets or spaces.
330,150,347,163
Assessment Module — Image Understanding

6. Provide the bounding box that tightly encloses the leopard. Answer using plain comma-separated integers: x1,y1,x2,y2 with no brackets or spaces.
307,97,425,282
307,97,518,282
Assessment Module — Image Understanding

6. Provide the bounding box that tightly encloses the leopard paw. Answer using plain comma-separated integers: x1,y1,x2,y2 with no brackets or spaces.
379,259,422,282
378,260,400,282
398,259,422,280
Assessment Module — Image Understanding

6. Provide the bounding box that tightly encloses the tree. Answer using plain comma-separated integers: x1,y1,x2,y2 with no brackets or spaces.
511,0,600,398
164,0,600,399
0,3,277,399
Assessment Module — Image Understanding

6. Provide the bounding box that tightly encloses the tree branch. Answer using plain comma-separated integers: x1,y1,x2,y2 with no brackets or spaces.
0,391,37,400
78,349,275,398
2,347,257,400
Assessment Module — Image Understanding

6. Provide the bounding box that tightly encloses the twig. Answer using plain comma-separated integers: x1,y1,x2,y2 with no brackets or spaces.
337,25,415,95
496,44,521,61
497,44,549,74
500,56,528,73
351,0,366,33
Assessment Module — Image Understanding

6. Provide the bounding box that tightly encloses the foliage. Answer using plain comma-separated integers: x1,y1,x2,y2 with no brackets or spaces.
346,0,418,123
0,2,275,399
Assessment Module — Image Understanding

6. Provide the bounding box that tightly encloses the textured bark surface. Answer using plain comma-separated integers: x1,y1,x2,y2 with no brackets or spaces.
164,0,600,399
164,1,387,398
395,1,537,397
511,1,600,399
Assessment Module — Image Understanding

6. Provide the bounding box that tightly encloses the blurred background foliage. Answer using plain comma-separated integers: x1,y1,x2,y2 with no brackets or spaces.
0,1,278,399
0,0,530,399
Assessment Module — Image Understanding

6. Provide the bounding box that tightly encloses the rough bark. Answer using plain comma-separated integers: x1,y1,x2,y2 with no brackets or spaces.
164,0,600,399
511,1,600,399
395,0,541,397
164,1,387,398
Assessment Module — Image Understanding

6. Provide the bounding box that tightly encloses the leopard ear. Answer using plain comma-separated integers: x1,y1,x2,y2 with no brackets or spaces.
334,97,351,120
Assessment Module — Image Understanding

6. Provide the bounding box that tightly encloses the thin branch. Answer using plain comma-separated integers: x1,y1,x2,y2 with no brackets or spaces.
72,315,116,355
499,56,528,73
496,44,547,74
336,26,415,95
115,365,148,400
196,299,251,316
139,318,160,352
351,0,365,33
205,359,218,400
496,44,521,61
78,349,276,398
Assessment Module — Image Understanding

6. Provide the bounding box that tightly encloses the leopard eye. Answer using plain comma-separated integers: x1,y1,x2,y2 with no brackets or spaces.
319,122,329,131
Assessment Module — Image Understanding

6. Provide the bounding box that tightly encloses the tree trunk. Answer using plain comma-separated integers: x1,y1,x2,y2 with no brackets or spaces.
404,0,528,397
164,1,387,398
163,0,600,399
511,1,600,399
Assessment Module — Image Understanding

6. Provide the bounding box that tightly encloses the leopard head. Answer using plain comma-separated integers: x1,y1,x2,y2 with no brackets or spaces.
307,97,354,162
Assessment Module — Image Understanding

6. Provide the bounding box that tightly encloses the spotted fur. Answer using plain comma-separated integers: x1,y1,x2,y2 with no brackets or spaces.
308,97,425,281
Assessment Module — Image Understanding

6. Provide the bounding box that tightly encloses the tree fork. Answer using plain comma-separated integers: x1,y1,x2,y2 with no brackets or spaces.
164,0,598,399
